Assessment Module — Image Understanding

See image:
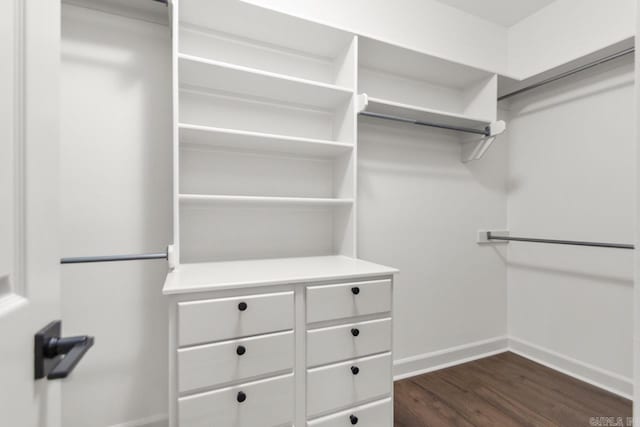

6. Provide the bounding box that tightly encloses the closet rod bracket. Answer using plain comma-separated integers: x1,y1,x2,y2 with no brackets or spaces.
461,120,506,163
477,230,510,244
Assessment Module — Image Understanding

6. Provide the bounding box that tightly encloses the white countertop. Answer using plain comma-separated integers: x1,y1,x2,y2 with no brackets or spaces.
162,255,398,295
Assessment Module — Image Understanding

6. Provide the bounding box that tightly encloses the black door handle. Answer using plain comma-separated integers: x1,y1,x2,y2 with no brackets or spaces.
35,320,94,380
46,336,94,379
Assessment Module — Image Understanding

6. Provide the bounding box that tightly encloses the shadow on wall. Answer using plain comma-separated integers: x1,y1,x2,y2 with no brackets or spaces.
509,261,632,287
491,247,632,287
358,118,507,188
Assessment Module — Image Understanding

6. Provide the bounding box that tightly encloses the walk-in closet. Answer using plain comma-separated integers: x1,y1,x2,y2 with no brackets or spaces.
1,0,639,426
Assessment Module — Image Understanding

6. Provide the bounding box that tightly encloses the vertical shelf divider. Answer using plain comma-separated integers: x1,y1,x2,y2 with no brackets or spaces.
171,0,180,267
333,35,359,258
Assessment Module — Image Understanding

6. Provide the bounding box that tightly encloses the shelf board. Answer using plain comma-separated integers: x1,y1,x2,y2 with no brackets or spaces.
179,124,353,158
359,37,493,89
163,255,398,294
179,0,353,60
179,194,354,207
178,54,353,109
362,96,492,130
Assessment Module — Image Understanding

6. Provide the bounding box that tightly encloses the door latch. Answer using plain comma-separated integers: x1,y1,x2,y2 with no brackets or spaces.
34,320,94,380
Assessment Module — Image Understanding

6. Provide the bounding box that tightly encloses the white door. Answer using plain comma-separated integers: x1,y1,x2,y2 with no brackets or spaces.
0,0,63,425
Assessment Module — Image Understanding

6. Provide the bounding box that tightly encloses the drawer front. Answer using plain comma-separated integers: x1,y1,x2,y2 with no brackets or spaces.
178,291,293,346
306,280,391,323
179,330,294,393
308,398,392,427
307,318,391,367
307,353,392,417
179,373,294,427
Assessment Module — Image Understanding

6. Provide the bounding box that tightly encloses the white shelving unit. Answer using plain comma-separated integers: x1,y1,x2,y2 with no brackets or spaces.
165,2,504,426
170,0,505,268
173,0,358,265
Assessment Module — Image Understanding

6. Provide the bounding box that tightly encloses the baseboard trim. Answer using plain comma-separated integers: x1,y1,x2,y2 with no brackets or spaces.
508,337,633,400
108,414,168,427
393,335,632,401
393,336,509,380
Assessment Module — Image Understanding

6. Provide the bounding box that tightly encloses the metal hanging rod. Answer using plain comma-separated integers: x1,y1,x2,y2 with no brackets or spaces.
61,250,168,264
359,111,491,136
499,47,635,101
486,231,634,250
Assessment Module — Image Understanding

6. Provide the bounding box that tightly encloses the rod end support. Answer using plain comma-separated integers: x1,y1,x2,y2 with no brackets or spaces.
167,245,177,270
477,230,510,244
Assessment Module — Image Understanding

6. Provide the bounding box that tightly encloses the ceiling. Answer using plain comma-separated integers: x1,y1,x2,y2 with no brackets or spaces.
434,0,557,27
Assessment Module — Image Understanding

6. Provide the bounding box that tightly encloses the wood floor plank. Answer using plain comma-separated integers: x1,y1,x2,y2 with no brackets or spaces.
411,372,524,426
499,353,631,415
394,352,631,427
473,354,626,424
469,356,599,424
439,363,558,426
394,380,475,427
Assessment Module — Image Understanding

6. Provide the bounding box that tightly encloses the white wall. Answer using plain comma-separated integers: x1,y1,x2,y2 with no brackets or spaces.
505,54,635,397
508,0,636,78
240,0,508,75
358,118,509,377
60,5,171,426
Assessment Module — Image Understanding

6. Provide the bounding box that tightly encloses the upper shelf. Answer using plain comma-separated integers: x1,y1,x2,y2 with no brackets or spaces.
359,37,494,90
162,255,398,294
178,54,353,110
179,0,354,64
179,124,353,158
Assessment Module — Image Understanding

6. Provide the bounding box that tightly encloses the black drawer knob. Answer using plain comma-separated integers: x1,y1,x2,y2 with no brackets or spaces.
351,328,360,337
350,366,359,375
238,302,248,311
237,391,247,403
351,287,360,295
236,345,246,356
350,415,359,425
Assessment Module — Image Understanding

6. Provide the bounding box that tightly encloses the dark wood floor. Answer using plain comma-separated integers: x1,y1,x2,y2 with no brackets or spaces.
394,352,631,427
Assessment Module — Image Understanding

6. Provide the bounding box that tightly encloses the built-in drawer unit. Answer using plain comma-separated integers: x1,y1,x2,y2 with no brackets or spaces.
307,318,391,367
307,352,392,417
165,257,397,427
308,398,393,427
178,373,295,427
178,291,294,346
178,330,294,393
306,279,391,323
